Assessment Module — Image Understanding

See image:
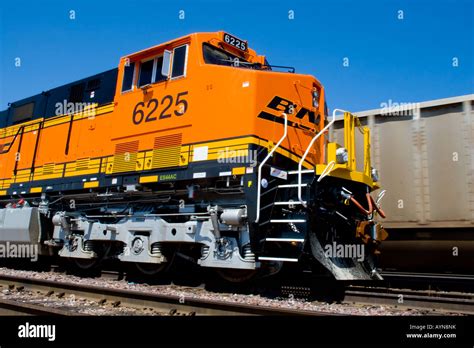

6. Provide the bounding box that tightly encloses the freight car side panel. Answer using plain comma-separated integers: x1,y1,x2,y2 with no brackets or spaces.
376,117,419,223
423,103,472,222
341,96,474,228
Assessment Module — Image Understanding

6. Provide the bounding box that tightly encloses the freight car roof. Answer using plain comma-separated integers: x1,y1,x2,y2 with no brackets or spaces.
353,94,474,118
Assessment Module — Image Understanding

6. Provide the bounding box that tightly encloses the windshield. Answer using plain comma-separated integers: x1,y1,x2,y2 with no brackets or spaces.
203,43,270,70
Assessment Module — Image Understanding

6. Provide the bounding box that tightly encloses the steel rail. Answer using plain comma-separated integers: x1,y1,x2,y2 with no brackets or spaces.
345,285,474,314
0,274,337,316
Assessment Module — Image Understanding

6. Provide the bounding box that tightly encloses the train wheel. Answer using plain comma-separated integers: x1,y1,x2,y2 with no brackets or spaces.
134,248,176,276
134,262,168,276
215,269,258,283
72,258,101,270
67,258,102,277
70,240,111,271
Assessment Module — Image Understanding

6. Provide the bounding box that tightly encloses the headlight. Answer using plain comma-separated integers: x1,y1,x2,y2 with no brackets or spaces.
336,147,348,164
312,89,319,108
371,167,379,182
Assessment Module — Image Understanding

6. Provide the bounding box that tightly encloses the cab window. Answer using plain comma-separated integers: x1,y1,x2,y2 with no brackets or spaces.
122,62,135,92
171,45,188,78
154,56,167,83
202,43,268,70
122,45,188,92
203,43,252,67
138,59,154,87
135,55,168,88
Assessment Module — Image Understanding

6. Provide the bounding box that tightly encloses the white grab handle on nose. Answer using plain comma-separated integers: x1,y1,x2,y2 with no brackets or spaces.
298,108,348,206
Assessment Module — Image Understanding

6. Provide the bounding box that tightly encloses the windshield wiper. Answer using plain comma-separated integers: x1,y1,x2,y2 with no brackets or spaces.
218,59,295,73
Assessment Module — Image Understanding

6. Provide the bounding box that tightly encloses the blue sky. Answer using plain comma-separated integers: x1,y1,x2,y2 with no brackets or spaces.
0,0,472,112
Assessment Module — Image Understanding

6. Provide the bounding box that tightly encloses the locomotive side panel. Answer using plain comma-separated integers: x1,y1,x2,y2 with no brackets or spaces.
110,34,259,176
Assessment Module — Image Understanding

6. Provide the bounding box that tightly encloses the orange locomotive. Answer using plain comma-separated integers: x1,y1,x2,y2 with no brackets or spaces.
0,31,386,281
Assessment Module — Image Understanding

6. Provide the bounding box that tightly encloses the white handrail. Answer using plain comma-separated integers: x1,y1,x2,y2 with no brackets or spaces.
298,108,347,206
255,113,288,223
317,160,336,182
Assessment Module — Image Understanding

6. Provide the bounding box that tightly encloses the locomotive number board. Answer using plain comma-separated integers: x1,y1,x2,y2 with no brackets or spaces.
223,33,248,51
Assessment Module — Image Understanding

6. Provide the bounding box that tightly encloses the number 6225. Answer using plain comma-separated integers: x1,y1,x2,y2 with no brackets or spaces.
132,91,188,125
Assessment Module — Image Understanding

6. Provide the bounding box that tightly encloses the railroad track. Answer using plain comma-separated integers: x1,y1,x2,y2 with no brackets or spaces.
2,266,472,316
381,271,474,283
0,274,334,316
280,276,474,314
379,271,474,294
345,285,474,314
0,297,77,316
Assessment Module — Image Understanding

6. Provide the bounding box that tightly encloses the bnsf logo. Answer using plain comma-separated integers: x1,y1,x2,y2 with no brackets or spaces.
257,96,320,130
